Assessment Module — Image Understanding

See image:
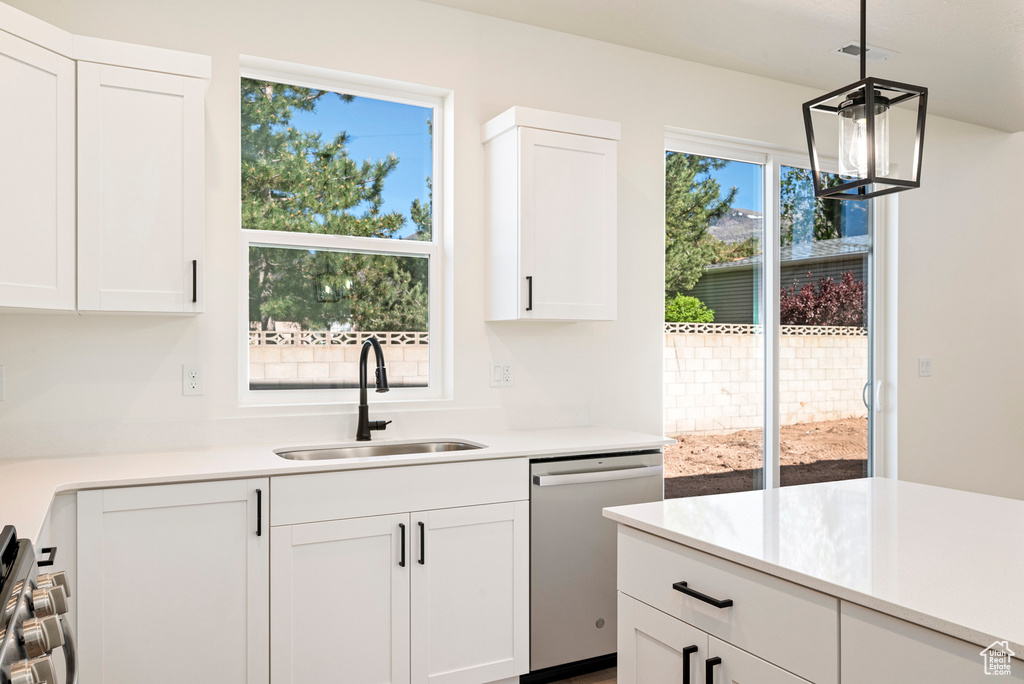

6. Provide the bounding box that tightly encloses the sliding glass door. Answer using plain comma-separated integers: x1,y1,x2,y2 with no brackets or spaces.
663,136,874,498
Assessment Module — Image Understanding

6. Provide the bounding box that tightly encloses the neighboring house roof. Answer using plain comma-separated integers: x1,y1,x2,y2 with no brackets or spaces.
706,234,869,271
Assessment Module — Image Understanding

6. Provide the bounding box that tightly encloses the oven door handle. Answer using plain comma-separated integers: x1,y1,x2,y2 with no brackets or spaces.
532,465,663,487
60,613,78,684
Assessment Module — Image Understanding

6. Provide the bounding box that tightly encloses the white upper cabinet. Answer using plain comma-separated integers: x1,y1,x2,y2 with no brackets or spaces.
0,6,75,311
0,1,210,314
76,40,208,313
483,107,619,321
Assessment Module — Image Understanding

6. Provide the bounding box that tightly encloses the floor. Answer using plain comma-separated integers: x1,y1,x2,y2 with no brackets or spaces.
551,668,616,684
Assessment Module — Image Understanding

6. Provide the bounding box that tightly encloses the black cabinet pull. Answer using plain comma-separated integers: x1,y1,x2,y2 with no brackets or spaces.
399,523,406,567
673,581,733,609
38,547,57,567
526,275,533,311
682,645,698,684
418,521,425,565
192,260,197,303
705,656,721,684
256,489,262,537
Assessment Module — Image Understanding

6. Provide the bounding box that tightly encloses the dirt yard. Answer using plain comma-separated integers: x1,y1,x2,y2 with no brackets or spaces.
665,417,868,498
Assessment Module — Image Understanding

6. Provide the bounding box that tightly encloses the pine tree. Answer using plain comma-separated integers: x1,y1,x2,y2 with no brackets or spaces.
664,153,738,295
242,78,428,332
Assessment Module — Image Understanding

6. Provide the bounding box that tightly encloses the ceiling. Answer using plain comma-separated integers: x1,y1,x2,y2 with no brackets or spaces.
417,0,1024,132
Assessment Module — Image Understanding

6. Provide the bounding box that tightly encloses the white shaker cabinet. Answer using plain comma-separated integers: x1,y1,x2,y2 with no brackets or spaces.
482,107,619,321
77,57,207,313
841,601,1024,683
0,16,76,311
77,479,269,684
270,459,530,684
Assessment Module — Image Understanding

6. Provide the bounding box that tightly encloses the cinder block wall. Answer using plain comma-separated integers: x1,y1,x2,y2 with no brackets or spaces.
664,328,868,436
250,343,429,388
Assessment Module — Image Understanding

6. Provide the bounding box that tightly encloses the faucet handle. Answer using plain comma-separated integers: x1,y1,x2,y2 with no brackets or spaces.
369,420,392,432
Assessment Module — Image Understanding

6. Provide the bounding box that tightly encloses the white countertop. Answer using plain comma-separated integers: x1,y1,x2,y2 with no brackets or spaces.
1,427,670,543
604,477,1024,654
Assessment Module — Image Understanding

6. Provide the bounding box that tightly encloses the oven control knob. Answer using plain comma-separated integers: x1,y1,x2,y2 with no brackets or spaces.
9,655,56,684
31,585,69,617
22,614,64,658
36,572,70,598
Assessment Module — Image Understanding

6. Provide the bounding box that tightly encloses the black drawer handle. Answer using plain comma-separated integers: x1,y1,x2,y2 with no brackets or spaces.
683,645,698,684
705,656,721,684
673,581,733,609
192,260,197,303
399,523,406,567
38,547,57,567
418,521,425,565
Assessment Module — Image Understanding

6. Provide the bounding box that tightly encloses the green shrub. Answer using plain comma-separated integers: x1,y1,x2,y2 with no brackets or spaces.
665,295,714,323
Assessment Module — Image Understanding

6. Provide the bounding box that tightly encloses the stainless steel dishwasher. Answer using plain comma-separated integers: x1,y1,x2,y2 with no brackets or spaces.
528,450,663,680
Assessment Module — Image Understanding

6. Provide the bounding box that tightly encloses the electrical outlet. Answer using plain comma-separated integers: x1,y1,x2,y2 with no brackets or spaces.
183,364,203,396
918,357,932,377
489,361,514,387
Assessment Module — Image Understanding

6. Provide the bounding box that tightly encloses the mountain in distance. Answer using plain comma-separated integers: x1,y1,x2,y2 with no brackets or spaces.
709,208,762,243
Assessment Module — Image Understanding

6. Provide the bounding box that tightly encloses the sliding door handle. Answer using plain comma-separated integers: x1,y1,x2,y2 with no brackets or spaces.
682,645,698,684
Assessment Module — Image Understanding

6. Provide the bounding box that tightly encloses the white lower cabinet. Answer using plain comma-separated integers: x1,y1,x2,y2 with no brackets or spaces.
271,494,529,684
618,593,807,684
77,479,269,684
841,601,1024,683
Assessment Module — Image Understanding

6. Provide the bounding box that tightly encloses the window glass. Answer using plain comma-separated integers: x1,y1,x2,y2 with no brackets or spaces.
664,152,765,498
241,73,439,395
241,78,433,240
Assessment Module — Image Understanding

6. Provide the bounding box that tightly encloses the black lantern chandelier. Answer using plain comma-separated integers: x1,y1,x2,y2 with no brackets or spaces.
802,0,928,200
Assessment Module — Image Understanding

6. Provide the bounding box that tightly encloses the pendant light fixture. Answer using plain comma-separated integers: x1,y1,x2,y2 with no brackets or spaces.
802,0,928,200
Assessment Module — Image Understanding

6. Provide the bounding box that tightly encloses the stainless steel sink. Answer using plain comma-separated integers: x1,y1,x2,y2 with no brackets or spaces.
275,440,486,461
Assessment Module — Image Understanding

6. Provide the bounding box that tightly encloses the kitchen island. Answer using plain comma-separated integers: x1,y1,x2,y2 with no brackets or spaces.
605,478,1024,683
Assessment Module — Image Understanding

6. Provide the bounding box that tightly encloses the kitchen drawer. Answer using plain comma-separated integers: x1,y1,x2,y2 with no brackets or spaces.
272,458,528,525
618,526,838,684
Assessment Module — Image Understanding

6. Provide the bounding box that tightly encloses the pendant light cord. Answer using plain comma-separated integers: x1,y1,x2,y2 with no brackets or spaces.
860,0,867,80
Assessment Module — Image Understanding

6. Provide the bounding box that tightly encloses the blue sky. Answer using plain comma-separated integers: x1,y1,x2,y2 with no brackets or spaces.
703,159,763,212
289,93,433,239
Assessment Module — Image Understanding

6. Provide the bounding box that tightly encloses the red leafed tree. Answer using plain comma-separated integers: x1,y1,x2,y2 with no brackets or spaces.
780,271,865,327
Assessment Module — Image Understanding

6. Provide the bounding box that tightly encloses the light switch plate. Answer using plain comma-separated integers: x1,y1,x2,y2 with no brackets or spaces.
918,357,932,377
490,361,513,387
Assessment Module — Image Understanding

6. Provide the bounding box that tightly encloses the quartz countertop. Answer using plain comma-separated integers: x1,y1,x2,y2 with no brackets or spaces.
604,477,1024,654
1,427,670,542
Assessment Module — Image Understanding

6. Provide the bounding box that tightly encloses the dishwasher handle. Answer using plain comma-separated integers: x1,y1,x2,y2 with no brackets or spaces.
532,464,663,487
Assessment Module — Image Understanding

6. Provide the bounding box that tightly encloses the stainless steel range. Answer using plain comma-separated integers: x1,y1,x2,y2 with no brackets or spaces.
0,526,77,684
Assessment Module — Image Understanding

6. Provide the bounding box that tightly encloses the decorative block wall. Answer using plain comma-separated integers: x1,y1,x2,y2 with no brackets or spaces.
248,331,429,388
664,323,868,436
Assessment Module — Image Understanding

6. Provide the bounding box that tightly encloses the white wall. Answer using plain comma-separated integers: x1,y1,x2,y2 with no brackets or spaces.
0,0,1021,499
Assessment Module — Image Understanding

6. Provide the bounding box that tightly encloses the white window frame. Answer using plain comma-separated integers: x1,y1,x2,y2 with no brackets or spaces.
664,127,892,485
238,56,453,406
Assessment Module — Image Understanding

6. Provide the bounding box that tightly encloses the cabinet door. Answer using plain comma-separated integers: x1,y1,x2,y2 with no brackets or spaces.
0,31,75,310
708,636,810,684
271,514,410,684
519,127,616,321
617,593,708,684
77,62,205,313
411,501,529,684
841,602,1024,683
77,479,269,684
